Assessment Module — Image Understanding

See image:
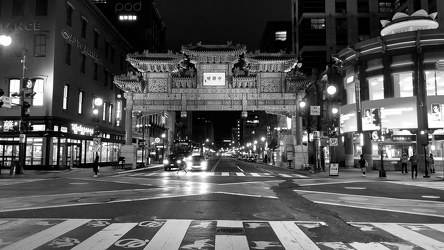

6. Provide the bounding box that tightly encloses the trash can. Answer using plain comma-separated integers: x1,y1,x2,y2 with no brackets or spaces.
118,157,125,169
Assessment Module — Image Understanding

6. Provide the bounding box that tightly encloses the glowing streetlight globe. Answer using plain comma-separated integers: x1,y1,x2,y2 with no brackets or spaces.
332,107,339,114
0,35,12,46
299,101,306,108
327,85,337,95
94,97,103,107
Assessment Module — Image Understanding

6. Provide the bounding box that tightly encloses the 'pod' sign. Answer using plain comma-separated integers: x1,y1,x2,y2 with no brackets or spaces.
115,1,142,12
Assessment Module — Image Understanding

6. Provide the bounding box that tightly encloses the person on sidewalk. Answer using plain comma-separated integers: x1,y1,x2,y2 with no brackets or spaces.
429,153,435,173
401,153,409,173
358,154,367,176
93,152,99,177
409,153,418,179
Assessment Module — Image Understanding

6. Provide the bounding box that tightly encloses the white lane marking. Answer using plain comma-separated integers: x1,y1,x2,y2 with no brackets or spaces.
279,174,292,178
236,166,244,172
373,223,444,249
217,220,244,228
144,219,192,250
349,242,391,249
210,157,222,172
214,192,278,199
297,180,367,187
269,221,319,250
295,190,444,218
236,173,245,176
422,195,440,199
72,223,137,250
251,173,260,177
294,174,308,178
215,235,249,250
3,219,91,250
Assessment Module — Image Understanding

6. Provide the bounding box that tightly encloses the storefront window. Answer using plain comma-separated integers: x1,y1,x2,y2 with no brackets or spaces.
368,76,384,100
346,78,356,104
393,72,413,97
425,71,444,96
86,140,94,163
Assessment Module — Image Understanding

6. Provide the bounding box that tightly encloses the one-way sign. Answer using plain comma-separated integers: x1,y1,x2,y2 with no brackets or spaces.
0,96,11,108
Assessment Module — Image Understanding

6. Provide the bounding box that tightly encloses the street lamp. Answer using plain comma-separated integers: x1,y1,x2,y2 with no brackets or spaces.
161,133,166,160
261,136,265,162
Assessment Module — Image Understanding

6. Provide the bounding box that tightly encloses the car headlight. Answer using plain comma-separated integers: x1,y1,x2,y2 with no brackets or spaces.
201,161,207,167
163,159,169,164
176,160,182,164
187,161,192,167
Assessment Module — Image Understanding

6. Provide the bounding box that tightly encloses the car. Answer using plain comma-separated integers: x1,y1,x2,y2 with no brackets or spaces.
163,155,185,171
184,155,208,171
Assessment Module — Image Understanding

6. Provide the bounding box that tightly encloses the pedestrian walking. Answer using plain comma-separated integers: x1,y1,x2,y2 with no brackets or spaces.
429,153,435,173
400,153,408,173
409,153,418,179
358,154,367,176
177,157,187,174
93,152,99,177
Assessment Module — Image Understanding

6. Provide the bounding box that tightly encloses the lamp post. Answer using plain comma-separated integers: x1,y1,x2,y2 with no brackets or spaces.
161,133,166,161
261,136,265,162
327,85,337,165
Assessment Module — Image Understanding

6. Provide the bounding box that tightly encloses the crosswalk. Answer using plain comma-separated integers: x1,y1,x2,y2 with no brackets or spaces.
127,172,308,178
1,219,443,249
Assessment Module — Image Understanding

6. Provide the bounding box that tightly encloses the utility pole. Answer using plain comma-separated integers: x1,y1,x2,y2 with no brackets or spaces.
18,50,27,175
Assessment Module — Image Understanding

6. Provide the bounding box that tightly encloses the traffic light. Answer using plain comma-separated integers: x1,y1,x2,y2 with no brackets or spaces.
0,88,4,108
22,101,31,117
420,131,429,146
299,101,306,117
22,78,36,89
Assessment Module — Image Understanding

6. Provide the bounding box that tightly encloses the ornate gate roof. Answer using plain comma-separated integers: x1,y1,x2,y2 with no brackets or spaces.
115,43,311,117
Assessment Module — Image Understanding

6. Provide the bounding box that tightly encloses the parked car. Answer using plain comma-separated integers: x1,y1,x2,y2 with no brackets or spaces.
184,155,208,171
163,154,185,171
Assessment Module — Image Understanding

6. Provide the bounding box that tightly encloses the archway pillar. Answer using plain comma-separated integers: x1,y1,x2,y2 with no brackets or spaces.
121,92,137,169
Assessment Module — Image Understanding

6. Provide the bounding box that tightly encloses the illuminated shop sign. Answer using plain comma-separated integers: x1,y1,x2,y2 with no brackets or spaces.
427,96,444,129
71,124,94,135
339,104,357,133
392,136,411,141
362,97,418,131
203,72,225,86
0,22,41,32
62,29,103,65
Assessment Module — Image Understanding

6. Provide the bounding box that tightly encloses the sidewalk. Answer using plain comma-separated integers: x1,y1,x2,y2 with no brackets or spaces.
0,164,161,180
295,167,444,182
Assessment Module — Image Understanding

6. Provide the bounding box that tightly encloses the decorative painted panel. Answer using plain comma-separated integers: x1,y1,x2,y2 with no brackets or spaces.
261,79,280,92
148,79,167,92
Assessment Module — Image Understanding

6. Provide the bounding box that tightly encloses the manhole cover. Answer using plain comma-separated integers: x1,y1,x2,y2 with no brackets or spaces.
216,227,244,234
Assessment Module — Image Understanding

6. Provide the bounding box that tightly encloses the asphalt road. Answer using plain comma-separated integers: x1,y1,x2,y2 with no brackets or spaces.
0,156,443,249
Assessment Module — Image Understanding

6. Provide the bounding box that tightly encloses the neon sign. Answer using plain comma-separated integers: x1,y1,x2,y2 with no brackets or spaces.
71,124,94,135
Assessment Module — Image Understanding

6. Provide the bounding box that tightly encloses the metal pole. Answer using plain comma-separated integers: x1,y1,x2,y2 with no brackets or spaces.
141,121,145,168
18,50,26,175
379,108,386,177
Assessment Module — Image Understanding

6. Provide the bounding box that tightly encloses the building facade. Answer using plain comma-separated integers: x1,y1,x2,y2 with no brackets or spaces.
336,7,444,172
0,0,131,170
259,21,292,53
93,0,166,53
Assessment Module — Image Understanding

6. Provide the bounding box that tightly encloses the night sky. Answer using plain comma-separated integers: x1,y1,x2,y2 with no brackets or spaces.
156,0,291,139
156,0,291,52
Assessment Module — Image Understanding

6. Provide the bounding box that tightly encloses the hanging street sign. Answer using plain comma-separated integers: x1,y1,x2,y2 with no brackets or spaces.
329,138,338,146
310,106,321,116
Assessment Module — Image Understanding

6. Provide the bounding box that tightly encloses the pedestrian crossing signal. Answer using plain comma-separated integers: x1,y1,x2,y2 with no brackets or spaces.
0,88,4,108
22,101,31,117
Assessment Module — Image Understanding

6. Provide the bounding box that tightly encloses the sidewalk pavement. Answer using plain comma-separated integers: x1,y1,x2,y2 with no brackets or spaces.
1,164,443,182
0,164,162,180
